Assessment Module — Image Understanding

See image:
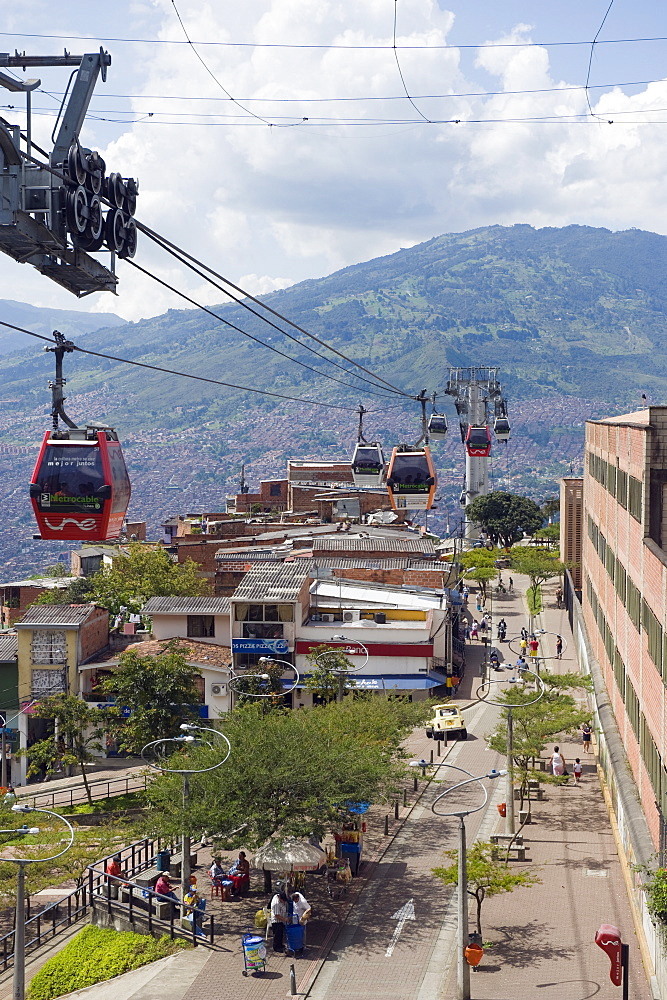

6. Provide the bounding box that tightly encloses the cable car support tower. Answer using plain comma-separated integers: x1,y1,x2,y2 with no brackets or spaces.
445,367,510,541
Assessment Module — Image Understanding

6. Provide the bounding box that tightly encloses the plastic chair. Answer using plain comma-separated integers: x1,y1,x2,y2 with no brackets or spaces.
209,877,224,899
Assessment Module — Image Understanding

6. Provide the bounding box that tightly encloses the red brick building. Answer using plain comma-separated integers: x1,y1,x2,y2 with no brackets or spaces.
582,406,667,851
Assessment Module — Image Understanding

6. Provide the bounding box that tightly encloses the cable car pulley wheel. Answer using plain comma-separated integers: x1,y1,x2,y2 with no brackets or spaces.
105,208,126,254
66,186,89,235
118,217,137,259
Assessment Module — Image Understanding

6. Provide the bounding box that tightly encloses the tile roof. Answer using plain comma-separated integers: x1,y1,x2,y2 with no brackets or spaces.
14,604,104,627
90,637,232,670
231,562,311,602
141,596,231,615
0,634,17,660
312,536,436,554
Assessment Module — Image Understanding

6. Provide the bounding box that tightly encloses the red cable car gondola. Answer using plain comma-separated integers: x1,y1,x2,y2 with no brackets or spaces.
29,331,131,542
465,425,492,458
30,427,131,541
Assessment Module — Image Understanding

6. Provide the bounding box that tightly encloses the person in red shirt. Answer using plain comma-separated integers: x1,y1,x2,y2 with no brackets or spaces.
528,636,540,660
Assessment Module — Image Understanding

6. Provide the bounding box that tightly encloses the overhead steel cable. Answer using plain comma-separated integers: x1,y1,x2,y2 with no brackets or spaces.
586,0,617,120
123,258,398,399
392,0,432,124
141,228,406,398
0,318,369,411
136,221,414,398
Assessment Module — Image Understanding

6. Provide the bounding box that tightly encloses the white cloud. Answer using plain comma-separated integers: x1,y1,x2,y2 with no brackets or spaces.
2,1,667,323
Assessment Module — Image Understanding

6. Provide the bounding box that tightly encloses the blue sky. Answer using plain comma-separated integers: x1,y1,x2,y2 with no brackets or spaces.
2,0,667,320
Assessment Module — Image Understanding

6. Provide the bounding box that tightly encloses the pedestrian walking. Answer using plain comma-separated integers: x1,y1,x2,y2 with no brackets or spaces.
508,577,514,592
464,623,471,641
573,758,583,784
548,746,566,777
515,655,527,671
556,587,564,608
470,620,479,640
528,635,540,659
270,890,290,952
581,722,593,753
463,586,469,606
520,627,528,642
520,636,528,656
556,635,563,659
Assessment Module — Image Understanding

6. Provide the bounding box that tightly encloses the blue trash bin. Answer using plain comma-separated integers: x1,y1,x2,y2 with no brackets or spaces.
156,849,171,872
285,920,305,954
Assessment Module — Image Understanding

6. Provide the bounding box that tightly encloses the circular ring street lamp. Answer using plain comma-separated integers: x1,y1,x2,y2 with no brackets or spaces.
142,724,231,896
1,805,75,1000
427,763,506,1000
475,666,545,836
315,635,369,702
506,630,567,662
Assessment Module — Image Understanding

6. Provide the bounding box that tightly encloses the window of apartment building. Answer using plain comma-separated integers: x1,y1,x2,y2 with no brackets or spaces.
613,648,626,700
642,599,664,674
269,483,282,497
615,563,627,604
617,468,628,509
606,463,617,497
235,602,293,639
640,715,664,805
628,476,643,522
30,630,67,665
187,615,215,638
32,667,66,697
605,545,615,582
626,578,641,631
626,678,640,738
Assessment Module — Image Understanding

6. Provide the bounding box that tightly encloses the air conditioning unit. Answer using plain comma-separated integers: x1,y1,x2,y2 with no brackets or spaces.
211,683,226,696
343,609,362,623
321,613,335,623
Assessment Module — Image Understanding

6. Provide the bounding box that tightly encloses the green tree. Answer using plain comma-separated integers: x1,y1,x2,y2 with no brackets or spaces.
465,492,544,548
510,548,566,615
144,698,430,848
86,544,209,617
459,550,499,604
305,644,356,703
486,671,592,806
18,696,114,806
433,840,540,937
101,642,200,753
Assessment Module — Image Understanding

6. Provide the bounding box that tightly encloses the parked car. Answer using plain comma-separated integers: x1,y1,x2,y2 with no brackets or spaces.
425,704,467,741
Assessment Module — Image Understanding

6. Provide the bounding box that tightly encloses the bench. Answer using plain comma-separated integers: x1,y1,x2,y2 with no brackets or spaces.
528,780,546,801
119,886,174,921
168,851,198,878
490,834,526,862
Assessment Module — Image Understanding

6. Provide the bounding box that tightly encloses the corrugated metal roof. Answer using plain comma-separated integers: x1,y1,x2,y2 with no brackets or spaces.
312,557,444,570
313,537,436,554
14,604,101,627
215,549,285,563
0,578,70,590
0,634,17,660
232,563,311,602
142,596,231,615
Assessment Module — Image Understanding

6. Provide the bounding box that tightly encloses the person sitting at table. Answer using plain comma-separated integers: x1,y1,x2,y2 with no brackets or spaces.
229,851,250,877
105,854,123,885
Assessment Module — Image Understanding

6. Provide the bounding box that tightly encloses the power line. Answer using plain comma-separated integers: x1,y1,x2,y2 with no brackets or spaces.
585,0,617,120
0,318,369,411
2,28,667,51
392,0,431,125
169,0,277,128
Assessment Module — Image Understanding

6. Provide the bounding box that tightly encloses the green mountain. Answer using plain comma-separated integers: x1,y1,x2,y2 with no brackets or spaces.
0,223,664,574
0,299,124,355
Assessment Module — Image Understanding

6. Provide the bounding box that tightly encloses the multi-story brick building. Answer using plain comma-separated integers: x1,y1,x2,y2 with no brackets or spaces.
581,406,667,852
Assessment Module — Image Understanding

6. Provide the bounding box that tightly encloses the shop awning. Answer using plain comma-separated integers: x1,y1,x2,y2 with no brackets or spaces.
282,671,449,690
352,672,449,691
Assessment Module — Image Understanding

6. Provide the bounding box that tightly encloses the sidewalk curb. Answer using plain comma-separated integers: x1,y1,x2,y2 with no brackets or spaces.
597,760,662,1000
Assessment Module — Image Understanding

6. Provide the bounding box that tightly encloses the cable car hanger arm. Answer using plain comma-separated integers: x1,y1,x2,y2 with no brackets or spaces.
45,330,77,431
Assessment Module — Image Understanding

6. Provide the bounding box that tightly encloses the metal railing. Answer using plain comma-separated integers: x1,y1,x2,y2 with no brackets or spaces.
0,835,218,975
19,772,148,812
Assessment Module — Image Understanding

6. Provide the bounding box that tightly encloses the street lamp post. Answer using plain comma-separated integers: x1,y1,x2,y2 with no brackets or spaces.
428,763,506,1000
474,667,545,836
1,804,75,1000
142,725,231,899
315,636,369,702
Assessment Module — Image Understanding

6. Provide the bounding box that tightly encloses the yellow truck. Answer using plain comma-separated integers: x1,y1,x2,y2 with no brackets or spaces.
425,704,467,741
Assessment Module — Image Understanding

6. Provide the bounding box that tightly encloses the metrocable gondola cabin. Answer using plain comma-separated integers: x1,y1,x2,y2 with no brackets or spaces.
427,413,448,441
494,417,511,442
465,425,492,458
386,447,437,510
351,443,385,487
30,427,131,541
